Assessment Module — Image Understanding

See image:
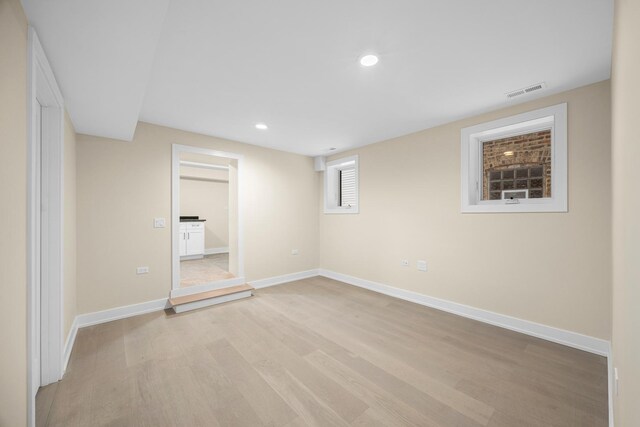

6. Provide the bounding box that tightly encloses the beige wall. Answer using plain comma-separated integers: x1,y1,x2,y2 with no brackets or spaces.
64,112,77,338
320,81,612,340
0,0,28,425
612,0,640,424
76,122,319,314
180,166,229,250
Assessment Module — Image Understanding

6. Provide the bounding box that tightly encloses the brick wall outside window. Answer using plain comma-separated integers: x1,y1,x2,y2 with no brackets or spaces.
482,130,552,200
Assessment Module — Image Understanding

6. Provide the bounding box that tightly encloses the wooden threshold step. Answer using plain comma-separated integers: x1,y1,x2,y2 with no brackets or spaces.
169,284,254,313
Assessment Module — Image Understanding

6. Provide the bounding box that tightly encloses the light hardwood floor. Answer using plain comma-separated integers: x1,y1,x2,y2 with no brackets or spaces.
37,277,608,426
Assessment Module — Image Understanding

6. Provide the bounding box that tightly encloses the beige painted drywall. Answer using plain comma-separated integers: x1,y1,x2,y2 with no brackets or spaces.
0,0,28,425
320,80,612,340
180,166,229,250
76,122,319,314
64,112,77,339
612,0,640,424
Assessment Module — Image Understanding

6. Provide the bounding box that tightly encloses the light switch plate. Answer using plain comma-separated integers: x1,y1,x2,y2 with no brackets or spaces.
291,249,299,255
154,218,166,228
136,266,149,274
417,260,428,272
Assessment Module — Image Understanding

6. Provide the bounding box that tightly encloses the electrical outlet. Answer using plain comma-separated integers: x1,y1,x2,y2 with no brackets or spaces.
417,260,428,272
401,260,409,267
154,218,166,228
136,266,149,274
291,249,299,255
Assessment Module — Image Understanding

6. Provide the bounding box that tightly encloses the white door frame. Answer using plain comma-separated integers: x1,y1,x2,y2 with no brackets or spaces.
171,144,245,297
27,28,65,427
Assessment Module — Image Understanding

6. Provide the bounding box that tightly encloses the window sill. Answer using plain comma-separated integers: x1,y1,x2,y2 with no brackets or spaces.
461,198,567,213
324,207,359,214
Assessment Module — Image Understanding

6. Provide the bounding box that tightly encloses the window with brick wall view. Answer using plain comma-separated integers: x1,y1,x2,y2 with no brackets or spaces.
481,129,551,201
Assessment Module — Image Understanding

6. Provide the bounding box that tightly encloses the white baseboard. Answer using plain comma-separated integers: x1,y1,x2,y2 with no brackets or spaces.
72,269,319,333
62,317,78,373
318,269,611,357
66,269,316,346
76,298,169,329
249,269,319,289
204,247,229,255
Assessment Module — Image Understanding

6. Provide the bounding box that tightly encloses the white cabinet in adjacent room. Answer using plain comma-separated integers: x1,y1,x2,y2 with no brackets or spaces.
179,226,187,256
186,225,204,255
179,221,205,258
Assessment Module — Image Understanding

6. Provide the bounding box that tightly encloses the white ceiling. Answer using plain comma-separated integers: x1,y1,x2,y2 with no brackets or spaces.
22,0,170,140
22,0,613,156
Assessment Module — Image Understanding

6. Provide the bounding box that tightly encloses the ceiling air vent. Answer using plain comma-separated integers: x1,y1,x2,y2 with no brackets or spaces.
506,82,546,99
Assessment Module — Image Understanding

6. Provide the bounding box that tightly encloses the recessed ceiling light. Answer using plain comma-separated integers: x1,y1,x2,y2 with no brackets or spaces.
359,54,379,67
503,151,514,156
255,123,268,130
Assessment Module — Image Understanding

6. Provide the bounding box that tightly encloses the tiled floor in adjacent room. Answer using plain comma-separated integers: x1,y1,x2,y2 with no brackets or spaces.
180,253,233,287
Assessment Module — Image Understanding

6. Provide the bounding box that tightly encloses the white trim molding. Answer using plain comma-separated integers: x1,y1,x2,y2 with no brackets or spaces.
27,27,66,427
68,270,318,329
68,269,610,357
318,269,610,357
63,269,319,353
172,144,244,291
76,298,170,329
249,269,320,289
65,270,319,337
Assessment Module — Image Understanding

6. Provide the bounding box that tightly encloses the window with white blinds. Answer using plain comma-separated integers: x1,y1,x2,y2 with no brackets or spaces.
339,168,357,208
324,155,359,214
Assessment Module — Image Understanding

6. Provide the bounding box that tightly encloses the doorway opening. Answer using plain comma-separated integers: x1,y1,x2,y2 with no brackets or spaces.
171,145,244,297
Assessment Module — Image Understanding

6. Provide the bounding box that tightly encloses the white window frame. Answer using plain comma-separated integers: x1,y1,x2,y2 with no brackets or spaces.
461,103,567,213
324,155,359,214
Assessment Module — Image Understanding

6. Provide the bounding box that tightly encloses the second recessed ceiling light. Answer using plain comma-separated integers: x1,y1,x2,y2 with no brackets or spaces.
360,54,379,67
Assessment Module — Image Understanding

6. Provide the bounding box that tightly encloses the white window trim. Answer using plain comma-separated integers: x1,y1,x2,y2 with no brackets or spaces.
324,155,359,214
461,103,567,213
